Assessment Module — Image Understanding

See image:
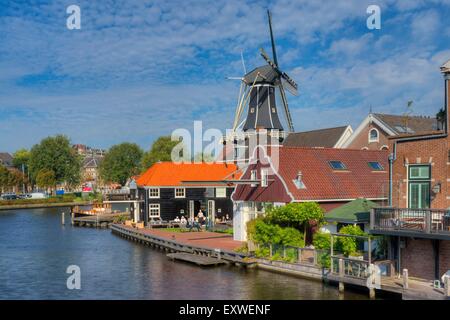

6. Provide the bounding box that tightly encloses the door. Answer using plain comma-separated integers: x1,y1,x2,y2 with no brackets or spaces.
208,200,215,223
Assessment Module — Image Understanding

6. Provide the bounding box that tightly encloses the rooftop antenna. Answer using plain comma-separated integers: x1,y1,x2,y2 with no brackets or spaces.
402,100,414,132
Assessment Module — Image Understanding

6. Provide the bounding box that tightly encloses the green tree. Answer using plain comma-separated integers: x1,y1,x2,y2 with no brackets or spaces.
337,225,367,256
36,169,56,190
0,165,10,192
28,135,81,186
12,148,30,169
141,136,180,170
267,202,324,237
100,143,143,185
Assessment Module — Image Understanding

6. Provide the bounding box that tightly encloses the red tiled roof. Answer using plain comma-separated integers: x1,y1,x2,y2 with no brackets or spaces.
137,162,241,187
233,146,389,202
280,147,389,200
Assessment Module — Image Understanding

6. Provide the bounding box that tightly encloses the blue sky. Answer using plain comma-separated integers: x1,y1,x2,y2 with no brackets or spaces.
1,0,450,152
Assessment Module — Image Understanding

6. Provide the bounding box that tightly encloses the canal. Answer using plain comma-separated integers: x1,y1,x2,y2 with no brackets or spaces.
0,207,370,300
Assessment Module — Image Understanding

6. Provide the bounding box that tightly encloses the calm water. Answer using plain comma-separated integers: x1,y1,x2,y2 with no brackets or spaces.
0,207,369,300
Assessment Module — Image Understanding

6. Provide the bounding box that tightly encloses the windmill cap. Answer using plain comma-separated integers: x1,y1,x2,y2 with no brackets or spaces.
441,59,450,74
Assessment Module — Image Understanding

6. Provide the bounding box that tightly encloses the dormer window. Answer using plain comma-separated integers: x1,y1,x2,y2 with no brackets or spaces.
329,161,346,170
369,128,379,143
293,171,306,189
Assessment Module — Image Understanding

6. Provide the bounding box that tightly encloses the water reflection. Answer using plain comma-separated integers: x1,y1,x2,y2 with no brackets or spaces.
0,207,368,300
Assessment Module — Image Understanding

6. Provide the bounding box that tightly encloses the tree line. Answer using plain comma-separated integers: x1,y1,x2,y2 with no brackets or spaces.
0,134,197,192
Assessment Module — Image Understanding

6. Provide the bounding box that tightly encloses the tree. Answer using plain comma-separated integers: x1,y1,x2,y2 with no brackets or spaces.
28,135,81,187
0,165,10,192
141,136,180,170
99,143,143,186
337,225,367,256
36,169,56,190
12,148,30,169
267,202,324,243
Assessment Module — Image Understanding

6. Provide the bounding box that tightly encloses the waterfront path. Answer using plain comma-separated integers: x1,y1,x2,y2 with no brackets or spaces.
0,201,91,211
117,225,243,252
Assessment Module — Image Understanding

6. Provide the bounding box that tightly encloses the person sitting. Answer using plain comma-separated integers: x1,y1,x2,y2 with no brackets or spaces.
174,216,180,223
225,214,230,221
180,216,187,225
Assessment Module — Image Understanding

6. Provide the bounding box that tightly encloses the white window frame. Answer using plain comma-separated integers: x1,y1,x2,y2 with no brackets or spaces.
250,170,257,187
216,187,227,198
149,203,160,217
175,187,186,198
148,188,160,198
261,169,269,187
368,128,379,143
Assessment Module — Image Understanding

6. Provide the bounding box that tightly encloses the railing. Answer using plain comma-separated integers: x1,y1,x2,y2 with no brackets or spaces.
330,256,370,280
255,243,327,267
371,207,450,235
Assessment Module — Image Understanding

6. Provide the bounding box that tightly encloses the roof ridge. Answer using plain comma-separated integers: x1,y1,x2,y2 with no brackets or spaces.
290,126,348,134
281,146,387,152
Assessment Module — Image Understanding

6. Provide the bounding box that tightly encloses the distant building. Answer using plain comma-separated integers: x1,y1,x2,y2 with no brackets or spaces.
73,144,106,157
283,125,353,148
343,113,441,151
0,152,14,169
81,156,103,189
132,162,241,225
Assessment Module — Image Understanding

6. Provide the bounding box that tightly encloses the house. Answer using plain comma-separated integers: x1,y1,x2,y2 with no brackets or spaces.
131,162,241,225
369,60,450,281
343,113,441,151
322,198,379,234
231,146,389,241
81,156,103,190
283,125,353,148
0,152,14,169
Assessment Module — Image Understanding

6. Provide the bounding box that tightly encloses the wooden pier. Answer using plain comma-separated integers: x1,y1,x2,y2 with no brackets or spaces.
72,213,125,228
110,224,256,267
167,252,226,266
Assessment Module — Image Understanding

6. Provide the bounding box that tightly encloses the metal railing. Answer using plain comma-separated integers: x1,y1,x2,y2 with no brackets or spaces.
371,207,450,235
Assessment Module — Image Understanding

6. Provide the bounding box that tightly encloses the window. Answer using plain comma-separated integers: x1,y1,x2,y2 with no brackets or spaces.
175,188,185,198
149,204,160,217
216,187,227,198
148,188,159,198
369,128,379,142
408,165,431,209
250,170,257,187
329,161,347,170
380,145,388,151
261,169,269,187
368,162,384,171
250,107,255,113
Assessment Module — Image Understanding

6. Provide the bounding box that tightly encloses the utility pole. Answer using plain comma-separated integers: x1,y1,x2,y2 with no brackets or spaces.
22,163,25,194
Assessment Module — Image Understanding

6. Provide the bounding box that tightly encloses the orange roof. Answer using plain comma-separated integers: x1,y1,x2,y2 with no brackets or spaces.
137,162,241,187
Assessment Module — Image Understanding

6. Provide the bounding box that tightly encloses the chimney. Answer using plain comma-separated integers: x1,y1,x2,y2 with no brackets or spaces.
440,60,450,134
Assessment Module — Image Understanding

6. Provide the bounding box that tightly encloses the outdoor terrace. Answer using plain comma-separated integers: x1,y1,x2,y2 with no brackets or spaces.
370,207,450,240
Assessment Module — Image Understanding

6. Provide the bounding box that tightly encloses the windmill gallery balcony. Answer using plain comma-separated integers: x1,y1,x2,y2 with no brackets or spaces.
370,208,450,240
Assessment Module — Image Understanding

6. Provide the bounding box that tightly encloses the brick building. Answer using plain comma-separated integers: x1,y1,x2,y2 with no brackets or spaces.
370,60,450,281
343,113,440,151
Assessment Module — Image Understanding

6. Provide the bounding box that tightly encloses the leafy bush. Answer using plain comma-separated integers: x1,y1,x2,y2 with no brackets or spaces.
312,231,331,250
113,214,130,224
337,225,367,256
248,219,304,247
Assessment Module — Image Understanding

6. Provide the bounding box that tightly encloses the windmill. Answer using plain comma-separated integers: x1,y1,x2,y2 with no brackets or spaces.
230,9,298,140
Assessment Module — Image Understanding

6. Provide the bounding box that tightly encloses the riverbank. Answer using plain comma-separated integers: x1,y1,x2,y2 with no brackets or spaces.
0,201,91,211
111,224,449,300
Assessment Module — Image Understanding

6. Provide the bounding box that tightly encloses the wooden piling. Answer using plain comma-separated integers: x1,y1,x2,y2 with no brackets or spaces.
444,276,450,297
369,288,376,299
61,212,65,225
403,269,409,289
339,258,345,293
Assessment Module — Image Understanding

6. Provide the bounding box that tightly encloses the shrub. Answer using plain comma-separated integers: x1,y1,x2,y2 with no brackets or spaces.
313,231,331,250
337,225,367,256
